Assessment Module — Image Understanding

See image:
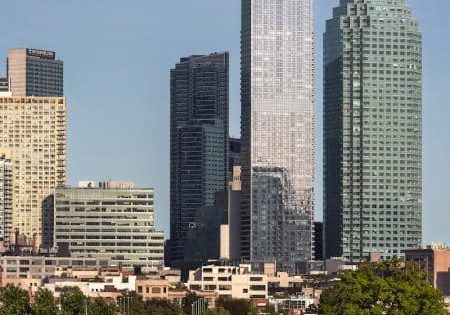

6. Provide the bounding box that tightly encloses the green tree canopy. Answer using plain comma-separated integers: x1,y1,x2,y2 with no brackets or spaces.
33,288,59,315
0,285,33,315
216,297,257,315
145,298,181,315
204,307,231,315
319,260,447,315
88,298,117,315
182,292,200,315
60,286,88,315
119,291,146,315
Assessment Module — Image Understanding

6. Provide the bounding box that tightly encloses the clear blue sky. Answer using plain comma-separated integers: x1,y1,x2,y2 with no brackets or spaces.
1,0,449,244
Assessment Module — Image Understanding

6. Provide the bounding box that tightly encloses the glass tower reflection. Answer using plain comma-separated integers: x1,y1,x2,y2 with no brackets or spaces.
241,0,315,270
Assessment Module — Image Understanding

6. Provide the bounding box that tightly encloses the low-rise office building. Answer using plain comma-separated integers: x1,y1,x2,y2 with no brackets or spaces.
0,256,108,280
44,273,136,300
136,277,170,300
54,182,164,268
405,244,450,296
187,264,268,300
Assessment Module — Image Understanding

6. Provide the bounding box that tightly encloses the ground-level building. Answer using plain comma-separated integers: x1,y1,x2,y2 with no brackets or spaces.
187,264,268,300
405,244,450,296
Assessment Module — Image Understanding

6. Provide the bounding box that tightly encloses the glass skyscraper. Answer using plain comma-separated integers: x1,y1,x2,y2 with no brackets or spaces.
241,0,315,270
7,48,63,97
169,53,229,269
324,0,422,261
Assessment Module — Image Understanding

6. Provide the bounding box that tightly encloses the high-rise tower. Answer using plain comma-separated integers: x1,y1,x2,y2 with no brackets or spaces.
0,150,12,248
241,0,315,270
169,53,229,269
324,0,422,261
7,48,63,97
0,96,67,248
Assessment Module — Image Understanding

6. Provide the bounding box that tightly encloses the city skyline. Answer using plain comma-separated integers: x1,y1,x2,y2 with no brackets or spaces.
1,0,449,245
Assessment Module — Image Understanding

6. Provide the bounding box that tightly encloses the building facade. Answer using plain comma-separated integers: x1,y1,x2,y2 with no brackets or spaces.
169,53,229,268
0,96,66,248
313,222,323,261
7,48,63,97
54,185,164,268
240,0,315,270
405,245,450,296
323,0,422,261
0,78,8,92
187,264,268,300
229,137,241,172
0,151,12,249
219,165,241,261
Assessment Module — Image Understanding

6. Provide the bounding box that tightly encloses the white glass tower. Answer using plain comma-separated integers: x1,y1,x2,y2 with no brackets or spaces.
241,0,315,270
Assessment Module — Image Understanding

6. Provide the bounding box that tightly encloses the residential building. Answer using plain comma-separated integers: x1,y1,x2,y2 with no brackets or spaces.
405,244,450,296
0,150,12,250
0,256,108,280
313,222,324,261
7,48,63,97
228,137,241,172
323,0,422,261
325,257,358,275
0,96,66,248
136,278,170,300
187,264,268,300
53,183,164,268
219,165,241,261
0,78,8,92
270,295,317,314
240,0,315,271
169,53,229,268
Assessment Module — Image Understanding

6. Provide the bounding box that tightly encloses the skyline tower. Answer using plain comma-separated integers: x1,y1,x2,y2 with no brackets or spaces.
7,48,63,97
324,0,422,261
0,150,12,248
0,96,67,248
240,0,315,270
169,53,229,269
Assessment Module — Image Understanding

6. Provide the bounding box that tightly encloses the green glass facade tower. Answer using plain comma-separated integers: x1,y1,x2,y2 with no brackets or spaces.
324,0,422,261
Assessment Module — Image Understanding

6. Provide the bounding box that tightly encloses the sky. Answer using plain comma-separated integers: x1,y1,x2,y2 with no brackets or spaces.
1,0,449,244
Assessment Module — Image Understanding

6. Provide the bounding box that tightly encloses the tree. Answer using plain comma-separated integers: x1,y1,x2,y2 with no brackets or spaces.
33,288,59,315
261,305,278,315
0,285,33,315
204,307,231,315
60,286,88,315
182,292,200,315
319,260,447,315
216,297,257,315
88,298,117,315
145,299,181,315
119,291,146,315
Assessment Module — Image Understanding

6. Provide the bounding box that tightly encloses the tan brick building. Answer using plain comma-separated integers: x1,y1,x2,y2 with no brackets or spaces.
0,96,66,248
405,245,450,296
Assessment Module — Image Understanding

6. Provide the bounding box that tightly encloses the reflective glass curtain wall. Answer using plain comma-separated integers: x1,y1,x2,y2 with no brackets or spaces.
241,0,315,270
170,53,229,268
324,0,422,261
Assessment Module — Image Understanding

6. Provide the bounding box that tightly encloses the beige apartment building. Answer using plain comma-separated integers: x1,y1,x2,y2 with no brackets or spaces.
0,96,67,248
187,264,268,300
0,149,13,249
